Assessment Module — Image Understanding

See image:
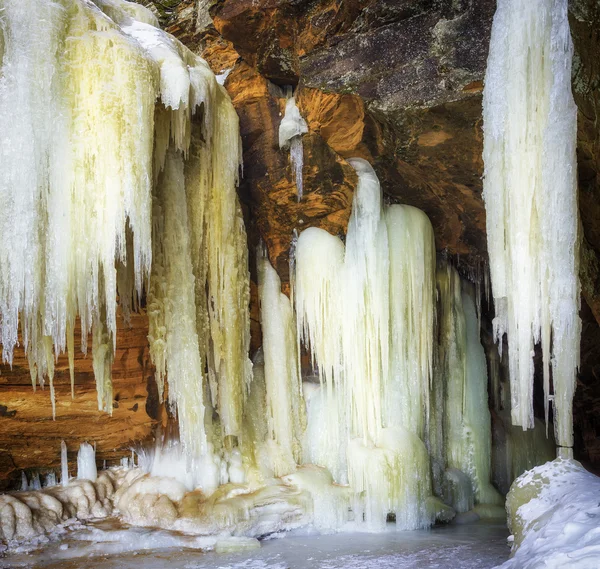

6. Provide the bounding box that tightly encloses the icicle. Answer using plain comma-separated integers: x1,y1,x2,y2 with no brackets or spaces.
77,442,97,482
150,150,207,458
482,0,580,448
0,0,158,411
92,308,114,414
61,440,69,487
67,321,75,399
279,87,308,201
257,246,305,476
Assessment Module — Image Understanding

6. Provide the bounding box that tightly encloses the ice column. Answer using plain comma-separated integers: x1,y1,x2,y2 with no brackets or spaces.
384,205,436,439
295,228,347,483
256,248,305,476
482,0,580,448
295,158,438,530
77,442,97,482
436,263,502,511
61,440,69,487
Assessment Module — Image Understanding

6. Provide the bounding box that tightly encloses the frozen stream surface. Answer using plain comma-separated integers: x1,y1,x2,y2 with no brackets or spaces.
2,520,509,569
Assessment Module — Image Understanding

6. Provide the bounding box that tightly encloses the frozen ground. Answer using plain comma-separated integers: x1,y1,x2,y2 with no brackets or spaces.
2,520,509,569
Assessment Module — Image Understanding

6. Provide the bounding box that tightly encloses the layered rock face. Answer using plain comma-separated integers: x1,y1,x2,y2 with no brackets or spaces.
1,0,599,487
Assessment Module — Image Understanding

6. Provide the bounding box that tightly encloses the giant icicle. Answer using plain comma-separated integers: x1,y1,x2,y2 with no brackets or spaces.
0,0,157,414
295,160,445,530
482,0,580,449
0,0,251,458
279,88,308,201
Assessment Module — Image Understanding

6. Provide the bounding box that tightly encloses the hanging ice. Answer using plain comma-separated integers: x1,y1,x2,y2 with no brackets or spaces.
0,0,158,413
482,0,580,449
145,7,250,459
279,88,308,201
0,0,251,449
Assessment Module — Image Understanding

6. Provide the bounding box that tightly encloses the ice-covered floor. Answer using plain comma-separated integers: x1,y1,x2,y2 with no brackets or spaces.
2,520,509,569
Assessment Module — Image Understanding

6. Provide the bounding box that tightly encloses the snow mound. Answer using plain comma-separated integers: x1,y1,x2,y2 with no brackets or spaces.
498,458,600,568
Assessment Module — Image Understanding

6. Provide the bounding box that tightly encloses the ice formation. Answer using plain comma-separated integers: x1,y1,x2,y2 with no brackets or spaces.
0,0,159,416
60,441,69,488
0,0,251,469
435,266,503,512
279,88,308,201
294,159,501,530
482,0,580,448
146,44,250,458
256,248,305,477
77,443,97,483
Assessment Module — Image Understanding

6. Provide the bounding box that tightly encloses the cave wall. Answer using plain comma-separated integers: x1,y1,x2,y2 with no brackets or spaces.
0,0,599,487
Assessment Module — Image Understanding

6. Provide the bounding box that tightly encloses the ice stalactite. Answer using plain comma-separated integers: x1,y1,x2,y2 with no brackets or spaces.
482,0,580,449
256,248,305,477
279,87,308,201
150,151,208,459
142,2,250,462
0,0,251,453
0,0,159,414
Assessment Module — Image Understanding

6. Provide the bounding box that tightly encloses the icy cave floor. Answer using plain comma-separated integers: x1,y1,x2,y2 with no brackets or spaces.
2,520,509,569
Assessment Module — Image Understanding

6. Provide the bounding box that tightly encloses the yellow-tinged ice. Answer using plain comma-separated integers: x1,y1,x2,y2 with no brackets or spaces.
295,159,443,529
256,248,305,476
384,205,436,439
149,150,207,457
0,0,158,413
482,0,580,448
0,0,250,442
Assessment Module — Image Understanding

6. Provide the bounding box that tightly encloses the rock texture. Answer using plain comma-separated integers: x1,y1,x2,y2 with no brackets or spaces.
0,312,159,490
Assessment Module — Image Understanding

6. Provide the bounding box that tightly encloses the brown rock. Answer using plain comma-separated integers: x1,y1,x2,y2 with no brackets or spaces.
0,311,157,489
